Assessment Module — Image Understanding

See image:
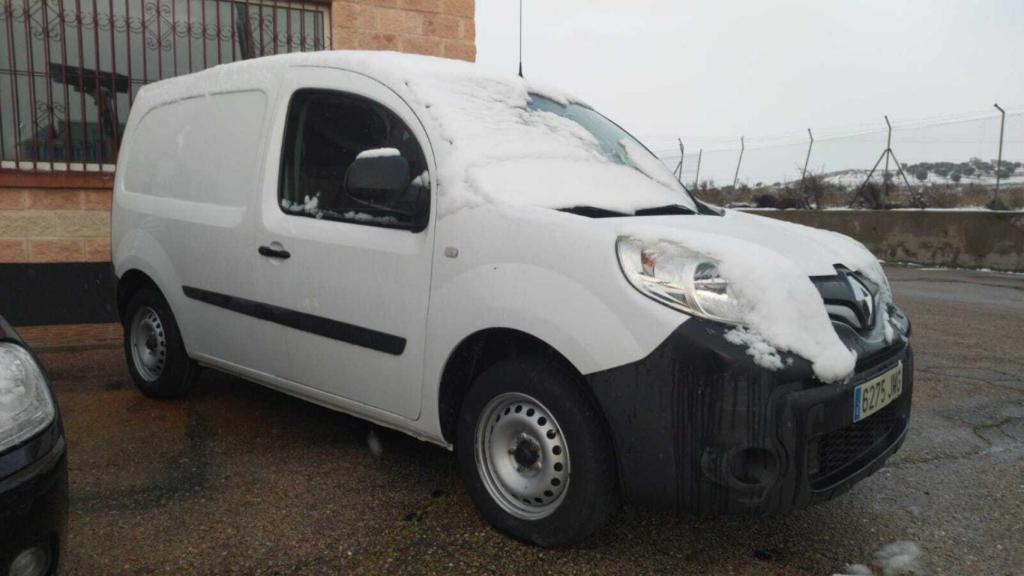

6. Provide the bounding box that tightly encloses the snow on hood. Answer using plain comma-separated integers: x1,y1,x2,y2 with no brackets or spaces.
617,210,891,382
641,210,887,278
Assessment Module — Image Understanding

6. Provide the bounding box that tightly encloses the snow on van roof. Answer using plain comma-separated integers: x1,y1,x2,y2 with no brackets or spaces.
137,50,689,216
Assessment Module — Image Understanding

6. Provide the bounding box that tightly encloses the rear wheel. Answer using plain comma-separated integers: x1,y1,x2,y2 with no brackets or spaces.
456,356,619,546
123,288,199,398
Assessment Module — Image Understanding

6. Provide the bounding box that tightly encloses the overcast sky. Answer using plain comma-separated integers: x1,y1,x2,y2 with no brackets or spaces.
476,0,1024,182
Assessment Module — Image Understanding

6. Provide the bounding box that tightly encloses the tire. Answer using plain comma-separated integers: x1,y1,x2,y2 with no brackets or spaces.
456,355,619,547
123,287,200,399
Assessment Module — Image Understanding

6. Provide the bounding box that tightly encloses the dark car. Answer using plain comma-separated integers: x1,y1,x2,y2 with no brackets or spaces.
0,316,67,576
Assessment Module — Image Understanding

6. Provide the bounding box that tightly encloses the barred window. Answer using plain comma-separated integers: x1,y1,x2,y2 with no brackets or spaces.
0,0,329,172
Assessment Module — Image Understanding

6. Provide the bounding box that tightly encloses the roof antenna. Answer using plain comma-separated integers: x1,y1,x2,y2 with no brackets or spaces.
517,0,524,77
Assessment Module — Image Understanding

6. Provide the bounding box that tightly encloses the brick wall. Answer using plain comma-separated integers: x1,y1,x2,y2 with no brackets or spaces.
0,187,112,264
331,0,476,61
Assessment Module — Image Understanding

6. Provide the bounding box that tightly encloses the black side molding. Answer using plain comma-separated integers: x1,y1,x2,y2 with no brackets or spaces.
182,286,406,356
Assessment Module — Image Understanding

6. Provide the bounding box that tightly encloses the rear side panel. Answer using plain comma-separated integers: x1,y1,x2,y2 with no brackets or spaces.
113,88,277,372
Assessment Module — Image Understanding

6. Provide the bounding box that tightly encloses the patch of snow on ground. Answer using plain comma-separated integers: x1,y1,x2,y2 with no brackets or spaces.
823,168,1024,188
834,541,923,576
911,264,1024,276
875,541,923,576
833,564,874,576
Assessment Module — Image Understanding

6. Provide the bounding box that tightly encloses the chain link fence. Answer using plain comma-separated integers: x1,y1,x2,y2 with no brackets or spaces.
654,108,1024,210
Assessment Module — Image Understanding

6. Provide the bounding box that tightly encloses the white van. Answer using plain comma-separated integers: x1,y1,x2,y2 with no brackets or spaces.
112,51,913,546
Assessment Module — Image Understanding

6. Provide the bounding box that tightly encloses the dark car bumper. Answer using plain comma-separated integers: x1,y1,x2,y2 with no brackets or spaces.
0,422,67,576
1,314,68,576
586,316,913,515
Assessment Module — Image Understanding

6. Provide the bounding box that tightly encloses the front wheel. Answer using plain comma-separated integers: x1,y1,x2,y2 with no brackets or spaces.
456,356,619,546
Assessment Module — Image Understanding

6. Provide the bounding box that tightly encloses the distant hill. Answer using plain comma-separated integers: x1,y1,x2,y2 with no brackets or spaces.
822,158,1024,188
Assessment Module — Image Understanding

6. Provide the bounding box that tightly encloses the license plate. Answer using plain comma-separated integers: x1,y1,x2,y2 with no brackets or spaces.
852,362,903,423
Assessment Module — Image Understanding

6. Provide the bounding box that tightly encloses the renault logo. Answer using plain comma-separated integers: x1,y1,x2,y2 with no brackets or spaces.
847,274,875,325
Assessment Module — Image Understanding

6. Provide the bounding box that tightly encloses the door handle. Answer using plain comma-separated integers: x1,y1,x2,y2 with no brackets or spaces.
258,244,291,260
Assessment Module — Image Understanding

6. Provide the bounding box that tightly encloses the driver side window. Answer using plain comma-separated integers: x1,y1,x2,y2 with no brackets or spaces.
278,89,429,229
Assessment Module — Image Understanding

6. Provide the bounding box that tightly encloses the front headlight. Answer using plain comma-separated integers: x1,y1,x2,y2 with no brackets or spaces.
616,236,744,324
0,342,56,454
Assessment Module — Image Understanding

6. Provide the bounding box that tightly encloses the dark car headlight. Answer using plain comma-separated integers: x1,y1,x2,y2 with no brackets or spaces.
0,342,56,454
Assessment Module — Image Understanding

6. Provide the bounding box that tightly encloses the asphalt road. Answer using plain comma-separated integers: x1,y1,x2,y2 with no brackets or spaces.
42,265,1024,575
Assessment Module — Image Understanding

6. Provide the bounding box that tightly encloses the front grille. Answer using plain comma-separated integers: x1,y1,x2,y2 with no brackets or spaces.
808,401,904,488
812,272,879,333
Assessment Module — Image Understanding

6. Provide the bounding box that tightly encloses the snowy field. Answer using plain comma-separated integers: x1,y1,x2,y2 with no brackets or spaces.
823,168,1024,188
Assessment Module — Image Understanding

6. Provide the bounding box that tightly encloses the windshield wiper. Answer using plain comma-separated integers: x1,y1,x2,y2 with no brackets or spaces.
558,205,631,218
558,203,708,219
633,204,696,216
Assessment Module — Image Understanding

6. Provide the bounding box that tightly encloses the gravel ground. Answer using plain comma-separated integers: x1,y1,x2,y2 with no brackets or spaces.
41,265,1024,575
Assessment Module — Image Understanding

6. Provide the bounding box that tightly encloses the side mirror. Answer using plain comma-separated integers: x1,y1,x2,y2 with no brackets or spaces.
345,148,410,208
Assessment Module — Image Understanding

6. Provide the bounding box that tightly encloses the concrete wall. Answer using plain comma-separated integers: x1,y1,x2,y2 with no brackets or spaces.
750,209,1024,271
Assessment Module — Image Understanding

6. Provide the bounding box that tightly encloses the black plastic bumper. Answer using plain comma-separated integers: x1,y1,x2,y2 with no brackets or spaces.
0,424,68,576
586,317,913,515
0,316,68,576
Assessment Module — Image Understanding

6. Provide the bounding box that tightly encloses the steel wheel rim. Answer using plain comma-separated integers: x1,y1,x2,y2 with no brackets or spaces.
474,392,570,520
130,306,167,382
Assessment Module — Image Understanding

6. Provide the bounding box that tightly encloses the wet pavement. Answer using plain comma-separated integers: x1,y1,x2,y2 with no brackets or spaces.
42,265,1024,575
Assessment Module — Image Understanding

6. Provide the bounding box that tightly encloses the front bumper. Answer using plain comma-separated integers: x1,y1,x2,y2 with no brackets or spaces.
0,423,68,576
0,317,68,576
586,317,913,515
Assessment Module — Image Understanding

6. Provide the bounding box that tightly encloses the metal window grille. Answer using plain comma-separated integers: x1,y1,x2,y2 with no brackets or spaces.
0,0,329,173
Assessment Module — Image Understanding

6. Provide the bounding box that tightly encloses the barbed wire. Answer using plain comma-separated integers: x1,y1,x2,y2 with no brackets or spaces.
648,107,1024,156
652,106,1023,187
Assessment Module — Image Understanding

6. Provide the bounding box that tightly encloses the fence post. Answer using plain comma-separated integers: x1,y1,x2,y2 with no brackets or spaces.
802,128,814,182
673,138,685,181
993,103,1006,207
693,148,703,190
883,116,892,201
733,136,744,188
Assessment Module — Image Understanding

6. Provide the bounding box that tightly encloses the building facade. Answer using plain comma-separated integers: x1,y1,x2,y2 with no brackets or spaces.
0,0,475,346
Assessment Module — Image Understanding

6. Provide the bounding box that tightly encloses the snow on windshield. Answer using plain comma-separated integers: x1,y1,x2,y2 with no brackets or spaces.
334,53,693,215
834,541,922,576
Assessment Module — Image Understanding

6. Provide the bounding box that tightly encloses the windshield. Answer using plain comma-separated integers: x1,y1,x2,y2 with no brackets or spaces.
527,95,695,211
